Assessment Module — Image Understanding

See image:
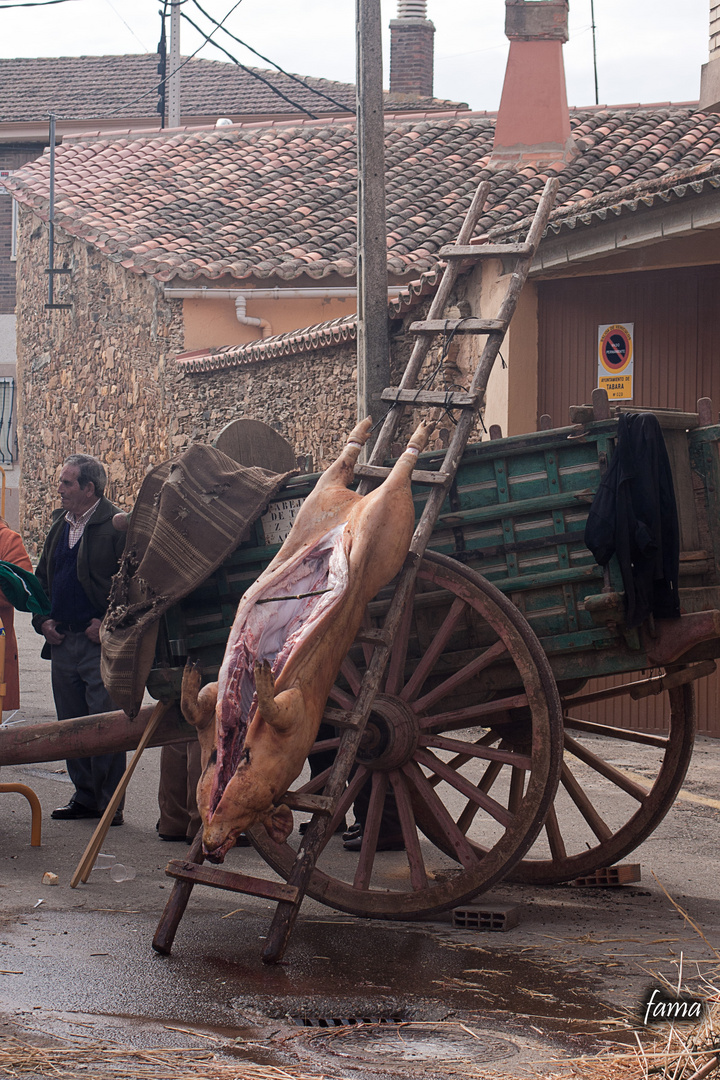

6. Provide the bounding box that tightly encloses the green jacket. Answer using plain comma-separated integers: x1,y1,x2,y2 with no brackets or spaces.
33,496,126,634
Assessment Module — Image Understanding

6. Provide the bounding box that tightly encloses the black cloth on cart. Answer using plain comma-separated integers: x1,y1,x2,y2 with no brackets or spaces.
584,411,680,630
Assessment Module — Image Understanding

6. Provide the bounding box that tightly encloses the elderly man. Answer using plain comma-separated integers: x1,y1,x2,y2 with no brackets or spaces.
33,454,127,824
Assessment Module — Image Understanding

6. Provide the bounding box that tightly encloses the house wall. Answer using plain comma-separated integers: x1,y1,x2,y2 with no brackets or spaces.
182,294,359,351
15,207,184,554
0,144,45,527
537,264,720,736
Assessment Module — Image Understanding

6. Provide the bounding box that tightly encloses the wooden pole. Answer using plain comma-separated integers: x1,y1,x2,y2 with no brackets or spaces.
168,0,181,128
356,0,390,438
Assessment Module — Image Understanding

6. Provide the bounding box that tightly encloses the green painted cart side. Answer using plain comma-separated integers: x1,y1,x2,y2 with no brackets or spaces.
147,401,720,894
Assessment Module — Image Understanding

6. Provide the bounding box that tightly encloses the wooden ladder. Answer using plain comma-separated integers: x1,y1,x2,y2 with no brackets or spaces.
152,176,559,964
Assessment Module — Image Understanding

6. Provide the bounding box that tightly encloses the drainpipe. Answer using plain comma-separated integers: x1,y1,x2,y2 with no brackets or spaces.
234,294,271,337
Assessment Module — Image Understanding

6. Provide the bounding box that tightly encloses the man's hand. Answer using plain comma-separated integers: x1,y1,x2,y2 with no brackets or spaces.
85,618,102,645
41,619,65,646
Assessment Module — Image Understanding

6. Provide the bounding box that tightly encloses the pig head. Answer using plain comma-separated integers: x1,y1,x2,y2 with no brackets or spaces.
181,418,432,862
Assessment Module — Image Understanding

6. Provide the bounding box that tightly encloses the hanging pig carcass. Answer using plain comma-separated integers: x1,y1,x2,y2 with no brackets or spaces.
181,417,432,861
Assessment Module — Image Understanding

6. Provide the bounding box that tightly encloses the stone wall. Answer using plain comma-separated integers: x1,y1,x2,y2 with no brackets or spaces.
16,207,184,554
16,204,479,555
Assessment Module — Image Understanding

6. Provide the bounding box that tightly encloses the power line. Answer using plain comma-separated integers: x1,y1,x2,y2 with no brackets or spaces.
0,0,77,7
180,9,319,119
106,0,245,117
189,0,354,115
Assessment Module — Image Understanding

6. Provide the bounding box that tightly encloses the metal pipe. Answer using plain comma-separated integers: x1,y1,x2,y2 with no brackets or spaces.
234,294,271,336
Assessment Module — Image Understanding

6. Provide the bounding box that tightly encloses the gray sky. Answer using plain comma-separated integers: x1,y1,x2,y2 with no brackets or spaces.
0,0,710,112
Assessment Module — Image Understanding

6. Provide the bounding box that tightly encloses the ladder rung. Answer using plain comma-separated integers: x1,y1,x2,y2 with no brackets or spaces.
409,318,506,335
439,242,534,258
380,388,479,408
323,706,363,729
280,792,334,814
355,626,393,646
165,861,299,903
354,463,447,486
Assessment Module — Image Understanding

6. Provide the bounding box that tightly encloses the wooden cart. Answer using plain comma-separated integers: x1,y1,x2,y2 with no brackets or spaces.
147,173,719,961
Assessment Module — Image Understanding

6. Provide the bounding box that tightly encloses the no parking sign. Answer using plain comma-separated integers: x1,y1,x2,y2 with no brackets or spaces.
597,322,634,400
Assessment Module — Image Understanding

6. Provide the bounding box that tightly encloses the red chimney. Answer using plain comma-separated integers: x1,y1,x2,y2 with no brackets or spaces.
492,0,576,166
389,0,435,99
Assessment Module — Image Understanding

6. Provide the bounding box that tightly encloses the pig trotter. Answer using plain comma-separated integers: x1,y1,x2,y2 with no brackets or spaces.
181,659,216,732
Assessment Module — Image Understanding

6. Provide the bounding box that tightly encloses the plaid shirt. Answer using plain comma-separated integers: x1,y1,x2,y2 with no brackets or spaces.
65,499,100,549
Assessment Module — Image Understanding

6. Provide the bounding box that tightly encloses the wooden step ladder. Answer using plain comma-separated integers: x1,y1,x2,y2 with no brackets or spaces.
152,176,559,964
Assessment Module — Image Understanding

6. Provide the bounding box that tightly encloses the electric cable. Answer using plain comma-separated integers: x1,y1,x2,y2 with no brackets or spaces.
106,0,245,117
0,0,77,7
179,9,318,118
189,0,354,115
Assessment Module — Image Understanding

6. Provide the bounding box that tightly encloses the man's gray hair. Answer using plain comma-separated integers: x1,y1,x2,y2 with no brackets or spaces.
64,454,107,497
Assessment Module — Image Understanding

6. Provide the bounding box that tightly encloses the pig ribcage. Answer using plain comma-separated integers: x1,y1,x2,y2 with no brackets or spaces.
210,521,347,819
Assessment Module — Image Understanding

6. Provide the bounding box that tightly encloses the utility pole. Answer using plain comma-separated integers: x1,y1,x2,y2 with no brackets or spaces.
590,0,599,105
168,0,181,128
356,0,390,436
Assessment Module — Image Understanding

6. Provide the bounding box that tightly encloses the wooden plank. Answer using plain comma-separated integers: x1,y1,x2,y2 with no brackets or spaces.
353,464,447,485
380,388,479,408
438,242,534,258
280,792,334,814
409,318,506,335
165,861,299,903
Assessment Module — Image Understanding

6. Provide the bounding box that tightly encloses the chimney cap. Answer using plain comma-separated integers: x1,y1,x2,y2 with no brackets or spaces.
505,0,569,44
397,1,428,18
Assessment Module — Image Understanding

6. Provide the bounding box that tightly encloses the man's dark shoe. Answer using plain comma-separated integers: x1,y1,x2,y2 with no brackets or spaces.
158,832,187,842
343,831,405,852
342,821,362,842
51,801,100,820
110,810,124,827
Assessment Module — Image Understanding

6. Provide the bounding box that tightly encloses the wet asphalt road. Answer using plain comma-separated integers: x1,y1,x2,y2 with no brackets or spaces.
1,610,720,1078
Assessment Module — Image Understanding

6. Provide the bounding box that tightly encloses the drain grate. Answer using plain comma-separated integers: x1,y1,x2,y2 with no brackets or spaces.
292,1015,404,1028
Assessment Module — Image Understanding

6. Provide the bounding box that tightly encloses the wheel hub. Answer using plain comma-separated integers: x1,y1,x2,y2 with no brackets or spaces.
356,694,420,770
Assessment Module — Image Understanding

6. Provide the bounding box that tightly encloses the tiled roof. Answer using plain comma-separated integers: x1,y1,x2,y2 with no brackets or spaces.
176,268,441,373
5,105,720,284
0,54,463,124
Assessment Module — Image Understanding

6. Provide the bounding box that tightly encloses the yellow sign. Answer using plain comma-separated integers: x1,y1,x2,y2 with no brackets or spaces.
598,322,634,400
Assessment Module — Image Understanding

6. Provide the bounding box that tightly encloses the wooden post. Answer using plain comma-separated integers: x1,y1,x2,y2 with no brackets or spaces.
168,0,181,128
356,0,390,438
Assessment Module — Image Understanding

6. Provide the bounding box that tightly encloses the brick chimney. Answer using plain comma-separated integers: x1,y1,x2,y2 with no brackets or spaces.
491,0,576,166
699,1,720,111
389,0,435,99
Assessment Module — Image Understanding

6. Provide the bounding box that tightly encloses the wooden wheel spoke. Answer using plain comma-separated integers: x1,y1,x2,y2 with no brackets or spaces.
424,730,502,787
352,772,390,890
457,758,503,833
420,733,532,771
328,684,355,710
412,638,509,713
508,767,526,815
400,597,466,702
560,761,613,842
415,748,514,829
403,760,482,868
340,656,363,697
296,767,332,795
544,803,568,861
562,714,669,749
324,766,370,839
565,733,649,802
384,595,415,696
419,692,528,730
389,770,428,891
308,738,340,756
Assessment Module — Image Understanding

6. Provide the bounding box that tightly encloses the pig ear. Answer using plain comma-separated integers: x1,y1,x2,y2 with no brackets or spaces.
263,804,294,844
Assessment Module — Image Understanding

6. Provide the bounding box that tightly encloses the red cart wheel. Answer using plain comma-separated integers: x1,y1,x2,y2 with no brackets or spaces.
251,551,563,918
509,677,696,885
